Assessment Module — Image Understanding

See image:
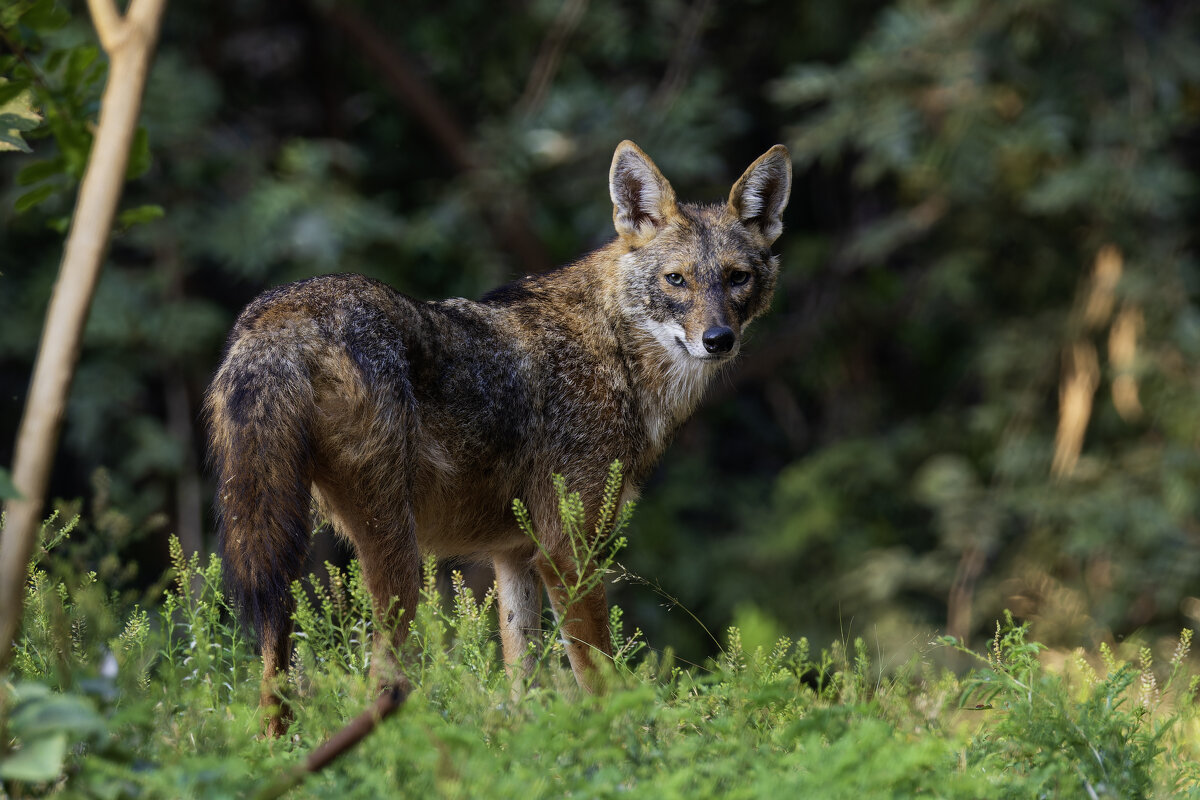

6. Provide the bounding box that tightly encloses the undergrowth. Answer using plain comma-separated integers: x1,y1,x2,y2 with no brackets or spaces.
2,480,1200,798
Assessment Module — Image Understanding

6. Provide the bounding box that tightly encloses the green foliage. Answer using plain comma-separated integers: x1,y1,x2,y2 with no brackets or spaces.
725,0,1200,655
2,1,100,207
0,682,105,783
514,460,637,683
290,559,376,679
5,497,1200,798
1,0,158,211
0,81,42,155
949,615,1200,798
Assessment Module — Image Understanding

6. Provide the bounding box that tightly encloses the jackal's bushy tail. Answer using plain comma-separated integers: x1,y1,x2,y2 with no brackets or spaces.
205,336,316,645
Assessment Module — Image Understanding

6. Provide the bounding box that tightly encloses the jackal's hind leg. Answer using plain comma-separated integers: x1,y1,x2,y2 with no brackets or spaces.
321,486,421,699
360,540,419,701
493,546,543,689
259,617,294,737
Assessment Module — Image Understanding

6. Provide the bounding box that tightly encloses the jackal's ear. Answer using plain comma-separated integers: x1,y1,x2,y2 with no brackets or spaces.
609,140,679,242
729,145,792,246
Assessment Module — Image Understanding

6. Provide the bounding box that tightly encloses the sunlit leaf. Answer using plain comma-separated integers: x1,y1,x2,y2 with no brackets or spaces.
0,80,30,107
0,130,33,153
0,81,42,154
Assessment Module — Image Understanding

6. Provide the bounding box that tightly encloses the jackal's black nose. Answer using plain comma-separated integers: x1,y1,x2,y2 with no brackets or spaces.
702,326,736,354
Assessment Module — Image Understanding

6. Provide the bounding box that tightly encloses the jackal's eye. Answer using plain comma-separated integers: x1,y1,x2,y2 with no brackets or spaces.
729,270,751,286
664,272,686,287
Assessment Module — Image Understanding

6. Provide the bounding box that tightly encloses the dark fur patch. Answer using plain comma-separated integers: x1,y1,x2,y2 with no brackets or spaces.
480,281,536,306
342,304,416,409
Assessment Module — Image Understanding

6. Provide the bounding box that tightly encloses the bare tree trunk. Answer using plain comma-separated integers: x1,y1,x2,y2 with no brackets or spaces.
0,0,167,676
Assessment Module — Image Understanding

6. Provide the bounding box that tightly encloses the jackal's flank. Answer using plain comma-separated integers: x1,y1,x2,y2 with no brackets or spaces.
206,140,792,732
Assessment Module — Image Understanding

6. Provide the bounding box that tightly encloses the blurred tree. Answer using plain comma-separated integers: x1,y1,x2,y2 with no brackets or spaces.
740,0,1200,655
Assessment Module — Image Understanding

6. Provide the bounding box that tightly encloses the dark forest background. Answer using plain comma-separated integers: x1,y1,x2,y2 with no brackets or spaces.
3,0,1200,667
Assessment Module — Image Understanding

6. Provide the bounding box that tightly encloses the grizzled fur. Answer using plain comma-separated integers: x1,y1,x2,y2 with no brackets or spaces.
205,141,791,733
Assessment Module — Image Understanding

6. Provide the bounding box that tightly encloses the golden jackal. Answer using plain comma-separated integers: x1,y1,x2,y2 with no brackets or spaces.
206,140,791,733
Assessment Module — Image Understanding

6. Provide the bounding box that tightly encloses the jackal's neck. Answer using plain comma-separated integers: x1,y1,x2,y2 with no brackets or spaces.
614,313,723,457
520,243,724,461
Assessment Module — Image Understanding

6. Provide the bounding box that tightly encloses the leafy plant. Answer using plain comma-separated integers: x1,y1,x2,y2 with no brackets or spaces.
514,459,636,685
947,614,1199,799
5,494,1200,797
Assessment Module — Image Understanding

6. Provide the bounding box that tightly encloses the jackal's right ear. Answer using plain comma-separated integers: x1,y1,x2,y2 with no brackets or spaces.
609,141,679,243
729,145,792,246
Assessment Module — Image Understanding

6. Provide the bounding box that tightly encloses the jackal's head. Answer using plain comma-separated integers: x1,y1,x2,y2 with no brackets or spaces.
609,140,792,365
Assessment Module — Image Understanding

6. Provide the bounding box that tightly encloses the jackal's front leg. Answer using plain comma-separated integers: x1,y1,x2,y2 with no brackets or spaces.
536,556,613,693
493,548,543,688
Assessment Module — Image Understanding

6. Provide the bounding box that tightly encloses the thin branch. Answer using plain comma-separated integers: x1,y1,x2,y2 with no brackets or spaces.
518,0,589,117
0,27,52,96
316,2,553,274
85,0,124,52
652,0,714,111
321,4,477,173
127,0,168,28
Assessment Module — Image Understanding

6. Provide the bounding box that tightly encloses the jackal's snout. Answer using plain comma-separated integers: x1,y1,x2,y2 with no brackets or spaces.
702,325,736,354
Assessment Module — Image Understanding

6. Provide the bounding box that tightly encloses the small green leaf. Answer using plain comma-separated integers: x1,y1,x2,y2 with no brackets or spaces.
15,184,57,212
10,693,106,741
65,45,100,86
0,80,30,107
21,0,71,30
125,126,152,179
55,123,93,178
0,733,67,782
17,158,63,186
0,130,33,153
118,203,165,228
0,111,42,132
45,50,66,73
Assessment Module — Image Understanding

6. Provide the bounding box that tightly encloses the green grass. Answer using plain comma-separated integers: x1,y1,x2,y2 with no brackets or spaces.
3,503,1200,799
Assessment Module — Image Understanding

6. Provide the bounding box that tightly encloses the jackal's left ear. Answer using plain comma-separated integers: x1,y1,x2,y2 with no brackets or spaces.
729,145,792,246
610,141,679,243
